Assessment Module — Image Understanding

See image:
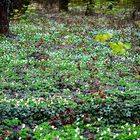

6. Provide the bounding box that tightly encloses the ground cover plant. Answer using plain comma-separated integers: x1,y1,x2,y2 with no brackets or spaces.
0,2,140,140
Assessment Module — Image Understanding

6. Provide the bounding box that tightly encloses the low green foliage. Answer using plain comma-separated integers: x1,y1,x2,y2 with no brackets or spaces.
0,6,140,140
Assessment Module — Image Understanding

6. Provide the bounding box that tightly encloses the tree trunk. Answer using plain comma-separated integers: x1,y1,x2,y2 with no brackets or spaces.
0,0,10,35
59,0,69,11
85,0,95,16
132,0,140,19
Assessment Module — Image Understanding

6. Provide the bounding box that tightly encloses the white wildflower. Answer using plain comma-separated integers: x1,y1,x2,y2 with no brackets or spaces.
103,131,107,134
107,128,111,132
133,124,136,127
21,124,26,129
64,35,70,39
125,123,129,126
116,133,119,136
134,131,137,135
76,122,80,125
40,127,43,130
97,117,103,121
101,133,104,136
51,125,57,130
96,128,100,133
113,135,116,138
75,127,80,134
86,124,91,127
56,135,60,139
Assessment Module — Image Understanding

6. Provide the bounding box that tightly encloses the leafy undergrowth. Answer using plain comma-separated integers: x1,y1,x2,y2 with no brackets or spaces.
0,9,140,140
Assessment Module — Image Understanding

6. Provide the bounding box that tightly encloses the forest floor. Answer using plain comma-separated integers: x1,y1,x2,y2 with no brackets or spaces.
0,6,140,140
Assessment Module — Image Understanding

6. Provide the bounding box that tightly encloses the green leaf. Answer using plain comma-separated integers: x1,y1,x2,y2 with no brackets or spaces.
110,42,117,49
119,48,126,54
135,75,140,79
124,43,131,49
117,41,124,49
